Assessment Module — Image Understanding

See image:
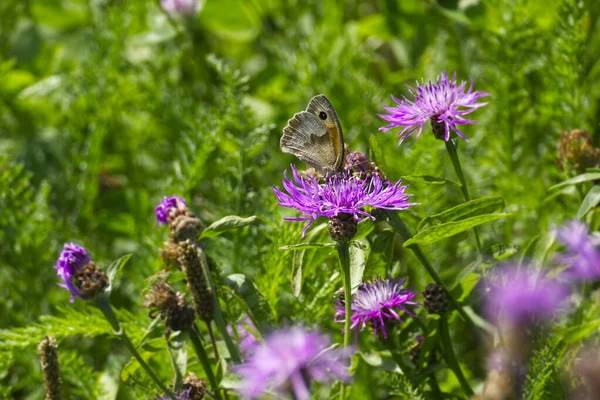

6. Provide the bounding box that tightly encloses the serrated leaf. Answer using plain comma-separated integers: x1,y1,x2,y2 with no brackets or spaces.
350,239,369,294
405,213,511,247
401,174,460,186
200,215,260,239
280,242,335,251
224,274,274,333
549,172,600,191
576,185,600,219
105,254,132,295
418,196,504,232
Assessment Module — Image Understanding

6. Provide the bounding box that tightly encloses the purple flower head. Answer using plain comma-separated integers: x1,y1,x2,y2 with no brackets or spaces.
160,0,198,15
54,243,92,302
155,389,191,400
484,266,570,326
273,165,416,236
379,71,490,144
227,316,259,358
155,195,188,225
334,277,418,338
557,220,600,281
236,327,351,400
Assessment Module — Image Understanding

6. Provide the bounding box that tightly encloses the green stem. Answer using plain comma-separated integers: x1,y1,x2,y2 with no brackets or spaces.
337,243,352,400
444,139,482,253
189,325,224,400
166,341,183,391
96,297,175,399
196,246,242,363
383,336,411,377
385,211,475,328
438,316,473,396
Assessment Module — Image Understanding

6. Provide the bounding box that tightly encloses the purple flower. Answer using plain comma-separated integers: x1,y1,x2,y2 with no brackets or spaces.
273,165,416,236
334,277,418,338
228,317,259,358
155,389,191,400
236,327,350,400
160,0,198,15
54,243,92,302
155,195,188,225
484,266,570,326
379,71,490,143
557,220,600,281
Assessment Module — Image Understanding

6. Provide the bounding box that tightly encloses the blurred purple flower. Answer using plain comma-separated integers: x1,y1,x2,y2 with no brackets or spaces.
484,267,570,325
557,220,600,281
160,0,198,15
273,165,416,236
379,71,490,143
334,277,418,338
155,195,188,225
236,327,350,400
54,243,91,302
155,388,191,400
227,317,259,358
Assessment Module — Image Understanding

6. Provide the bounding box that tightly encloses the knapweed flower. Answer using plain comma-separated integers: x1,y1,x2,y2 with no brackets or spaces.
379,71,490,143
160,0,198,15
54,243,108,302
334,277,418,338
273,165,416,237
236,327,350,400
556,220,600,280
484,266,570,326
155,195,188,225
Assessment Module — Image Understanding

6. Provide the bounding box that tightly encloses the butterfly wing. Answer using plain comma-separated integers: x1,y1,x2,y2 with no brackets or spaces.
280,94,345,175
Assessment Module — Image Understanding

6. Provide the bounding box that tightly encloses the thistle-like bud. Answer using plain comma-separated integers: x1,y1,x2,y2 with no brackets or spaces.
74,263,109,301
54,243,108,302
430,117,447,141
38,336,61,400
344,151,387,182
155,196,203,242
328,213,358,243
423,284,449,315
183,373,208,400
144,280,195,333
557,129,600,174
178,240,212,321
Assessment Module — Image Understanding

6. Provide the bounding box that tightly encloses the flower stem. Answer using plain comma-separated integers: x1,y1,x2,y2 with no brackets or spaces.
189,324,225,400
444,138,482,253
336,243,352,400
196,245,242,363
384,211,475,328
438,316,473,396
96,296,175,399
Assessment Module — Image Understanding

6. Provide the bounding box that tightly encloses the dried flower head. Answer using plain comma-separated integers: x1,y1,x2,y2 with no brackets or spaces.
178,240,212,321
557,220,600,281
423,284,449,315
38,336,61,400
273,165,416,236
144,280,195,333
379,71,490,144
484,266,570,326
236,327,351,400
334,276,418,338
557,129,600,174
54,243,108,302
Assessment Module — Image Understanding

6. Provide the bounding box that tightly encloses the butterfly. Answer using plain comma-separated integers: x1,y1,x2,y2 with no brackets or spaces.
280,94,345,176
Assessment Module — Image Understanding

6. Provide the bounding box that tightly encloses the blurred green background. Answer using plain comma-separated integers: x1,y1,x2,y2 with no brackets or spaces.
1,0,599,398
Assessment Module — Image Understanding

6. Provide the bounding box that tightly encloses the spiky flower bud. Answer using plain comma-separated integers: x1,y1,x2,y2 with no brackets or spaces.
144,280,195,333
38,336,61,400
423,284,449,315
183,373,207,400
328,213,358,243
178,240,212,321
557,129,600,174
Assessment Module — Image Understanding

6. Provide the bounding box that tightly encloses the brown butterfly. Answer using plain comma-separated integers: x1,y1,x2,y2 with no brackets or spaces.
280,94,345,176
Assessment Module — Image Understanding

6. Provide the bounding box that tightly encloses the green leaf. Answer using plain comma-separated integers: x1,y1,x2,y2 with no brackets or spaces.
576,185,600,219
199,0,261,42
280,242,335,251
491,243,519,261
167,332,188,390
401,175,460,186
369,134,388,173
549,172,600,191
96,355,126,400
105,254,132,295
561,320,600,344
450,273,480,302
350,240,369,293
418,196,504,232
200,215,260,239
224,274,274,334
291,223,329,296
405,213,511,247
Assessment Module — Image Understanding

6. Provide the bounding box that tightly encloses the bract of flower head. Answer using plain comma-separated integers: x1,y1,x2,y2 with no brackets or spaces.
235,326,351,400
155,195,188,225
484,266,570,326
273,165,416,236
54,242,92,302
556,220,600,281
334,276,418,338
379,71,490,144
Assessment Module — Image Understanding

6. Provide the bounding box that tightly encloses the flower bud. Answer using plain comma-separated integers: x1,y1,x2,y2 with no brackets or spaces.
178,240,212,321
74,263,109,301
423,284,449,315
54,243,108,302
38,336,61,400
328,213,358,243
